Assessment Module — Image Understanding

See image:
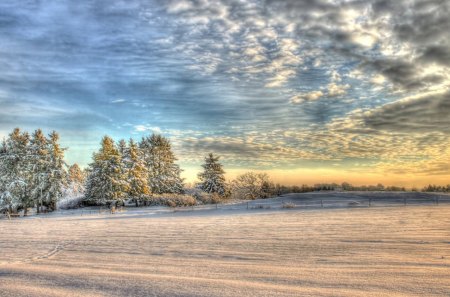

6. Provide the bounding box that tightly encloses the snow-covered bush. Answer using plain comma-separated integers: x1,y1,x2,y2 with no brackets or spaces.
282,203,296,209
187,188,223,205
148,194,196,207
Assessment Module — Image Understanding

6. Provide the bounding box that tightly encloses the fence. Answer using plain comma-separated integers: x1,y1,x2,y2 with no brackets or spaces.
2,194,450,220
247,196,450,210
165,195,450,213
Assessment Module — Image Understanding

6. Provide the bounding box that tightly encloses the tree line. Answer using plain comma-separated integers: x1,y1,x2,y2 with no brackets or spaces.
84,134,185,206
2,127,450,214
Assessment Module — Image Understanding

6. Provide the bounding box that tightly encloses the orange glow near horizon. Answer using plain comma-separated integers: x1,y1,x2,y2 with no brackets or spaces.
181,167,450,189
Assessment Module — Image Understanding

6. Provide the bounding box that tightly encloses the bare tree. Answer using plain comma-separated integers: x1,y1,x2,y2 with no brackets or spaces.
231,172,273,200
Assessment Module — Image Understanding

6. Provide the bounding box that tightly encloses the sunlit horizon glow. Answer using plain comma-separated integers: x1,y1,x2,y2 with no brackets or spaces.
0,0,449,188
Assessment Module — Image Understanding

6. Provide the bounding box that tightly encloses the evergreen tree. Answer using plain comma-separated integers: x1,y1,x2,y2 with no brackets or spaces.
0,139,10,212
68,163,85,185
65,163,85,198
29,129,50,213
117,139,128,159
117,138,130,186
85,136,129,205
46,131,66,210
126,139,151,206
0,128,31,214
197,153,228,196
139,134,184,194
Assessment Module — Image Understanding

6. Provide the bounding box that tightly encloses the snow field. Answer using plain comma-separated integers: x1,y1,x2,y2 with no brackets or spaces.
0,203,449,296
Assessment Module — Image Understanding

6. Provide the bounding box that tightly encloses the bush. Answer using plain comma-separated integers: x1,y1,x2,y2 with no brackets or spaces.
186,188,227,205
148,194,196,207
195,192,223,205
282,202,296,209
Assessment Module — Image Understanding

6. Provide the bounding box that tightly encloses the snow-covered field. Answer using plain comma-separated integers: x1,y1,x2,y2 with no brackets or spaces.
1,193,449,296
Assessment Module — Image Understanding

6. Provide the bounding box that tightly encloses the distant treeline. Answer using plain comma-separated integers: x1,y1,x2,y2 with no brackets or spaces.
284,183,450,193
272,183,406,194
421,184,450,193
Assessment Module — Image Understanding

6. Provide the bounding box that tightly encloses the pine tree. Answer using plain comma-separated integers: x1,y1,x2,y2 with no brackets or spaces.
0,139,10,212
117,138,130,191
197,153,228,196
85,136,129,205
118,139,127,157
46,131,66,210
139,134,184,194
64,163,86,200
126,139,151,206
0,128,31,214
68,163,85,185
29,129,50,213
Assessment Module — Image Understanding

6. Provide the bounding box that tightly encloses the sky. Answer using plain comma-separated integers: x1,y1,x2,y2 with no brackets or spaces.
0,0,449,187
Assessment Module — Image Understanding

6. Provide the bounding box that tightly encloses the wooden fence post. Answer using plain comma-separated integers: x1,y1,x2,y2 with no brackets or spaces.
6,211,11,220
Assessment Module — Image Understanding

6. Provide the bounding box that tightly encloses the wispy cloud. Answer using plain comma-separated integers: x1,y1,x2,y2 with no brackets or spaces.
134,125,162,134
111,99,126,104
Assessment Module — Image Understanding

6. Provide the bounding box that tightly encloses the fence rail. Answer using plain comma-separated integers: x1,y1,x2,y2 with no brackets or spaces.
2,196,450,220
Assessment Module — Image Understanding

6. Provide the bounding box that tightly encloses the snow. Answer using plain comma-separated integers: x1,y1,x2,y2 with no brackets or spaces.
0,193,449,296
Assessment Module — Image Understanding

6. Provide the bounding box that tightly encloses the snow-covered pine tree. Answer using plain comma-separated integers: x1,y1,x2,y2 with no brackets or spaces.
46,131,66,210
197,153,228,196
117,138,130,192
29,129,51,213
118,139,127,158
59,163,86,208
139,134,184,194
126,139,151,206
0,139,9,212
85,136,129,205
0,128,31,214
67,163,85,192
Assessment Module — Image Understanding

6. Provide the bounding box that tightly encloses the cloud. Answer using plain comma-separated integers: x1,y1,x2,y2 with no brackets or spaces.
111,99,126,104
161,0,305,89
134,125,162,134
327,83,350,97
290,91,323,104
264,0,450,93
361,90,450,134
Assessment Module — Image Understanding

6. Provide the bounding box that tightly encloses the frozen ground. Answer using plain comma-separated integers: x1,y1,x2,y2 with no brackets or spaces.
1,193,449,296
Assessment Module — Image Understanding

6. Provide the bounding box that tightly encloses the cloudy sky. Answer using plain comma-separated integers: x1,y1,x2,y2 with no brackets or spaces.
0,0,449,186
